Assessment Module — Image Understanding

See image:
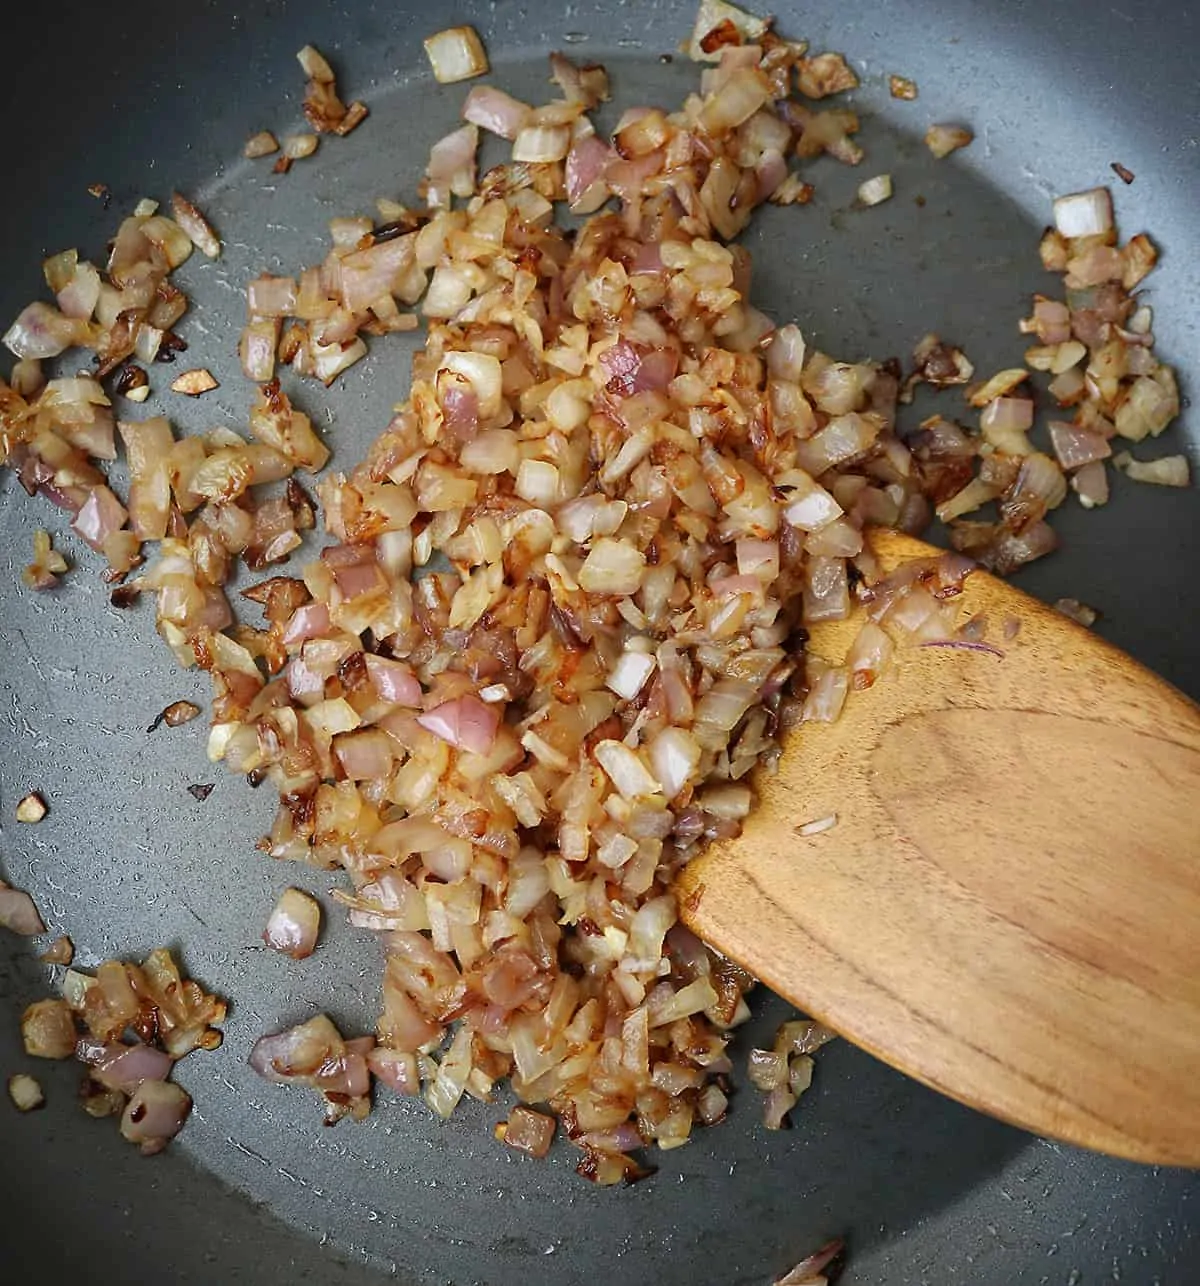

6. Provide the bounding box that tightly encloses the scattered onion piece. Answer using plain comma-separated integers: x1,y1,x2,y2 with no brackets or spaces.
16,792,48,824
39,935,75,965
497,1105,556,1158
924,123,974,159
170,368,219,396
21,999,76,1058
263,887,322,959
857,174,892,206
0,882,46,936
244,131,280,158
170,193,221,259
1113,451,1189,487
8,1073,45,1112
120,1080,191,1155
424,25,489,84
22,529,68,590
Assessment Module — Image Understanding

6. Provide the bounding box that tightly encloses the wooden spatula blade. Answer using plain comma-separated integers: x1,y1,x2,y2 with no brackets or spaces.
678,529,1200,1165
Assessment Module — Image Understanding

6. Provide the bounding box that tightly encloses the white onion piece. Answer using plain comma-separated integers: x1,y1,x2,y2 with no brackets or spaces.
607,650,656,700
263,887,321,959
647,728,702,802
4,301,81,359
7,1074,44,1112
367,1047,420,1095
925,123,974,159
1071,460,1110,508
417,695,500,753
565,135,614,211
578,538,645,596
171,193,221,259
1113,451,1190,487
426,124,480,208
462,86,531,140
512,125,571,164
857,174,893,206
120,1080,192,1155
71,486,128,552
365,655,422,705
424,25,489,84
1053,187,1114,238
1048,420,1112,470
93,1042,173,1093
21,999,76,1058
595,740,661,800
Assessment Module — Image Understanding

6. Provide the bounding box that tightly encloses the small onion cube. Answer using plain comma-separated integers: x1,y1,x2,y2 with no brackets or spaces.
120,1080,192,1155
264,888,322,959
462,86,532,140
499,1105,556,1158
925,124,974,159
15,792,48,823
1113,451,1190,488
594,740,661,800
512,124,571,164
857,174,893,206
424,25,489,84
417,695,500,754
21,998,77,1059
647,728,702,802
7,1073,44,1112
244,131,279,157
578,538,645,597
606,649,656,700
1053,187,1114,239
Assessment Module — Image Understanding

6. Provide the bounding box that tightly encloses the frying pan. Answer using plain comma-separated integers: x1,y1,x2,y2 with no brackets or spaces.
1,0,1197,1281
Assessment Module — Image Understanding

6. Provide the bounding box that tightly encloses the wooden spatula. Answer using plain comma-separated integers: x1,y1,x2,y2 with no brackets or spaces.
677,527,1200,1166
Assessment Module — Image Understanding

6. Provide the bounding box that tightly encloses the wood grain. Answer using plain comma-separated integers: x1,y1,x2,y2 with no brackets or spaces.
677,529,1200,1165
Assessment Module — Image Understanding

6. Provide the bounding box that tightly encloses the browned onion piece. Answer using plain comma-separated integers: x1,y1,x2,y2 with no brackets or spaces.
21,998,76,1058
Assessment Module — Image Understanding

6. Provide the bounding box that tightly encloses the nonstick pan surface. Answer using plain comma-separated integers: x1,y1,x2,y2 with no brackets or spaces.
1,1,1197,1282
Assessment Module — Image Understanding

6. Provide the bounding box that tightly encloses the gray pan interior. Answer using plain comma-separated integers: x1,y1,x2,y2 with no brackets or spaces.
1,0,1198,1281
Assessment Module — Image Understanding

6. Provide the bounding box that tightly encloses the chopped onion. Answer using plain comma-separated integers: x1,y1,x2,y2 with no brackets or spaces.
417,695,500,754
244,131,280,158
424,25,489,84
21,998,76,1058
462,86,531,140
512,125,571,164
263,887,322,958
924,124,973,159
499,1105,556,1158
1053,187,1114,238
120,1080,191,1155
1049,421,1111,471
857,174,892,206
1113,451,1190,487
7,1073,44,1112
92,1042,173,1093
170,193,221,259
4,301,81,360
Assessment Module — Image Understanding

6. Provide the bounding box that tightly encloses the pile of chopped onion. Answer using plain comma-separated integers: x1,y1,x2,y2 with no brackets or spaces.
20,948,225,1154
0,0,1189,1186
